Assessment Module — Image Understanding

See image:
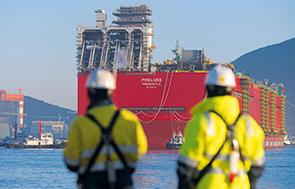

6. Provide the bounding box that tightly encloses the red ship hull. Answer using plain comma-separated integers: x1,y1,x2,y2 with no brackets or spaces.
77,72,285,149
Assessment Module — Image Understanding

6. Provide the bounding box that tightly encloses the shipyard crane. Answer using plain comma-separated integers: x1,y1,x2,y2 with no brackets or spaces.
33,113,62,121
15,88,23,94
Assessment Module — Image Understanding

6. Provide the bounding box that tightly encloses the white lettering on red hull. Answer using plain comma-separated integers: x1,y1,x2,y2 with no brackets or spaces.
141,78,163,88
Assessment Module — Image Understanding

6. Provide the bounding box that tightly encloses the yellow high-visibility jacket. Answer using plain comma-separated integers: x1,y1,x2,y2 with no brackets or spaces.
63,104,148,175
177,95,265,189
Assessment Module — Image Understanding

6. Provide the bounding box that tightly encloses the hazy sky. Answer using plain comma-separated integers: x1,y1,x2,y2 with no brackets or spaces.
1,0,294,111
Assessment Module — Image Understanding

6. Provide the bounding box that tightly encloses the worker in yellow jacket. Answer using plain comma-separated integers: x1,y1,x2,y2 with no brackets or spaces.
177,65,265,189
64,69,148,189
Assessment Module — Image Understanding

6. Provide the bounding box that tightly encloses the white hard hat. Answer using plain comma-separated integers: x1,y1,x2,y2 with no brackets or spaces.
205,64,236,87
86,69,116,90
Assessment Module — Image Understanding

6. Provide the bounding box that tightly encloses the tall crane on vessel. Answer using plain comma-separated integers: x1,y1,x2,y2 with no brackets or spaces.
172,40,182,63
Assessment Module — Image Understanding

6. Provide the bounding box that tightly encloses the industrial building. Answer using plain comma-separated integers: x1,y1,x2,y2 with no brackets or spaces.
0,89,24,138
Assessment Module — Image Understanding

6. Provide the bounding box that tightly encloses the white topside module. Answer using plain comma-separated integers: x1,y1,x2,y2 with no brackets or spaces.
76,5,155,73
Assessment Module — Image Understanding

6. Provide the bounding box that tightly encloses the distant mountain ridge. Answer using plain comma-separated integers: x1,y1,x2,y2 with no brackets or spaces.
231,37,295,134
23,96,77,134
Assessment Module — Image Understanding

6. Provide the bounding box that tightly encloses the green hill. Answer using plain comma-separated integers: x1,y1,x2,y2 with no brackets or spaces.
22,96,77,135
231,37,295,135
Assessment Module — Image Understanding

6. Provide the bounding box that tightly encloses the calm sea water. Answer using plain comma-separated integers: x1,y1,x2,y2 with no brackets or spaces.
0,146,294,189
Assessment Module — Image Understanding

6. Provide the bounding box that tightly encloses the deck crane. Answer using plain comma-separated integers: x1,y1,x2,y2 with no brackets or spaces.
172,40,182,63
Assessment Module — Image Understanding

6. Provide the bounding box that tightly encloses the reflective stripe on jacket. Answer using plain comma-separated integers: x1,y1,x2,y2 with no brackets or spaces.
63,104,148,175
178,95,265,189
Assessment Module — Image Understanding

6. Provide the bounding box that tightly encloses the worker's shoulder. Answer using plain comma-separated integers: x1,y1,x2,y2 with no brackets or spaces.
239,114,259,126
72,114,89,124
69,115,88,130
119,109,139,121
239,114,264,134
186,112,208,127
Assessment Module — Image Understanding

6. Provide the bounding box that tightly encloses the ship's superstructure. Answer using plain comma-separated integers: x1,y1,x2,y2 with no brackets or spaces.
76,5,287,149
76,5,154,73
234,74,286,147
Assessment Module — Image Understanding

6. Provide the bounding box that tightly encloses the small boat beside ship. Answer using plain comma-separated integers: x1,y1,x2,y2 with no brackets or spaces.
166,132,185,149
0,132,27,147
283,135,295,146
1,132,66,149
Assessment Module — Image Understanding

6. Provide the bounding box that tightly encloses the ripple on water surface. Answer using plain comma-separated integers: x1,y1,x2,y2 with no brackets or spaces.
0,147,295,189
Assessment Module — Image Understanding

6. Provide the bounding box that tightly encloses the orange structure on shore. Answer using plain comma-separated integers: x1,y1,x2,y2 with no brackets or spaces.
0,89,24,128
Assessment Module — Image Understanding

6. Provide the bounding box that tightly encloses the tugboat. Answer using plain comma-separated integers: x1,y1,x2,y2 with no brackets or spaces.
0,132,27,147
283,134,295,146
0,123,26,147
4,121,66,149
25,133,54,147
5,133,54,148
166,131,185,149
